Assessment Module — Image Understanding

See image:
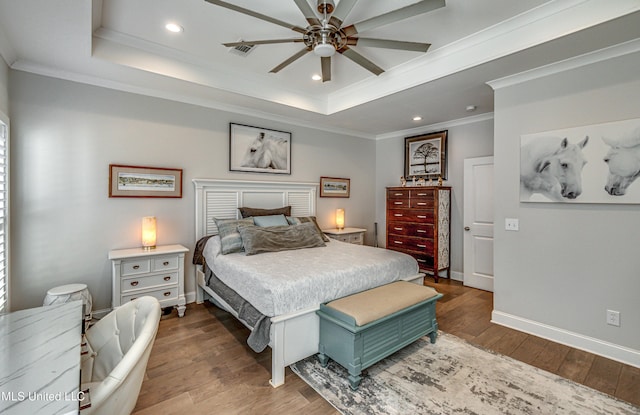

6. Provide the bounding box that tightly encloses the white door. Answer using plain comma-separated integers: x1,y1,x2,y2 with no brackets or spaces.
463,156,494,291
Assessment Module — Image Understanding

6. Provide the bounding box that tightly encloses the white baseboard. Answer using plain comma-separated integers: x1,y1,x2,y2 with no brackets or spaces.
186,290,197,304
492,310,640,369
92,308,111,320
450,270,463,282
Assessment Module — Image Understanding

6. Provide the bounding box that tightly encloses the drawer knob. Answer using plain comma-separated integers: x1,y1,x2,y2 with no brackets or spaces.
394,214,403,217
394,201,403,205
164,276,171,281
394,241,403,244
130,281,139,286
163,261,169,266
133,265,140,270
417,230,427,233
417,215,427,219
417,202,427,205
417,193,427,196
394,193,403,196
130,297,137,301
416,259,426,263
394,227,403,231
164,292,171,297
417,244,426,248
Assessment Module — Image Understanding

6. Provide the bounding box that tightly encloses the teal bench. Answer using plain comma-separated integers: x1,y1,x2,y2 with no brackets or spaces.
317,281,442,390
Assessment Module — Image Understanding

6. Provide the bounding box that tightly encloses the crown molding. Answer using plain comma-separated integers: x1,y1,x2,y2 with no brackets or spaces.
9,59,375,140
488,37,640,90
375,112,494,141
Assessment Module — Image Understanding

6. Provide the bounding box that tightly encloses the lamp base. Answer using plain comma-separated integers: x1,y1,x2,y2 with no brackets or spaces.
142,245,156,251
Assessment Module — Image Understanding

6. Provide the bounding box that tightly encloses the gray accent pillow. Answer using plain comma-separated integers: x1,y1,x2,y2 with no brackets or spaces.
238,223,326,256
213,217,254,254
286,216,330,242
238,206,291,218
253,214,289,227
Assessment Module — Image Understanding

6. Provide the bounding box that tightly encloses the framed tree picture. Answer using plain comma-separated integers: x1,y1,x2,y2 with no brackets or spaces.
404,130,448,180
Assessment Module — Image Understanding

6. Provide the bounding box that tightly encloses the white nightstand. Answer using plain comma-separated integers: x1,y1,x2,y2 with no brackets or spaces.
109,244,189,317
322,227,366,245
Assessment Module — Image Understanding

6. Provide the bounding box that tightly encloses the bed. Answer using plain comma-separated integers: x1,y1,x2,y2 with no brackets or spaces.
193,178,424,387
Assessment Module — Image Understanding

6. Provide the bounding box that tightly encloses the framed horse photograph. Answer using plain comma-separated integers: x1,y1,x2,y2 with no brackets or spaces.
520,117,640,204
229,123,291,175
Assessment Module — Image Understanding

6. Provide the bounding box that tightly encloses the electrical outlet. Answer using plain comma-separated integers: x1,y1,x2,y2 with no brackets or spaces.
505,218,519,231
606,310,620,327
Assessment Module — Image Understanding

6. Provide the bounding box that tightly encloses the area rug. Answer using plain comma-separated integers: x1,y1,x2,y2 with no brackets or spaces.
290,332,639,415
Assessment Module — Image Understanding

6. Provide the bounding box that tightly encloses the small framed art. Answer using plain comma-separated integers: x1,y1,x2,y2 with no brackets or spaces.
109,164,183,198
320,177,350,198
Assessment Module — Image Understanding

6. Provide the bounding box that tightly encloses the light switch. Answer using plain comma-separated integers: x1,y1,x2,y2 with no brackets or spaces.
505,218,519,231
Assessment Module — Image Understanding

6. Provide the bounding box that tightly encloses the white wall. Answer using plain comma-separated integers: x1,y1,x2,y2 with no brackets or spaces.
375,118,494,278
0,57,7,114
492,51,640,364
8,71,377,311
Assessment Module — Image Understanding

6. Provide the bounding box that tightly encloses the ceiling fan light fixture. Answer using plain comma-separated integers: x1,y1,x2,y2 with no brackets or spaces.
314,42,335,57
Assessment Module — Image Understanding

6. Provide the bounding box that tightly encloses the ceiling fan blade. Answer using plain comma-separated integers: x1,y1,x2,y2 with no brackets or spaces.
321,56,331,82
342,0,445,36
293,0,321,26
204,0,307,34
338,46,384,76
328,0,358,28
270,47,311,73
223,39,304,47
349,37,431,52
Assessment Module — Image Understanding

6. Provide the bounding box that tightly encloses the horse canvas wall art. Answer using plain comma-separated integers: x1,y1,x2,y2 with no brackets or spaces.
520,118,640,203
230,123,291,174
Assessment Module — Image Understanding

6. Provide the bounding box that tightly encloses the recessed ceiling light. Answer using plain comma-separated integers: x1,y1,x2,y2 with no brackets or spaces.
311,74,322,81
466,105,477,112
412,116,422,121
165,23,183,33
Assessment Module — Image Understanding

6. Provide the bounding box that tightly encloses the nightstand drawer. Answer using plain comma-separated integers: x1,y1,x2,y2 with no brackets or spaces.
121,272,178,293
152,255,179,271
121,286,178,304
332,234,350,243
121,259,151,276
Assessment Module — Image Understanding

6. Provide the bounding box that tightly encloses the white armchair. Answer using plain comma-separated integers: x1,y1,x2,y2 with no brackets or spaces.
80,296,161,415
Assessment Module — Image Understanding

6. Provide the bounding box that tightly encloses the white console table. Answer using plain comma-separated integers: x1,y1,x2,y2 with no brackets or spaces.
0,301,83,415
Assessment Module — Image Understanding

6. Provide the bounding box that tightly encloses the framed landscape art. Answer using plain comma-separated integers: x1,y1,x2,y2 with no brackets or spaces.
109,164,183,198
320,177,350,198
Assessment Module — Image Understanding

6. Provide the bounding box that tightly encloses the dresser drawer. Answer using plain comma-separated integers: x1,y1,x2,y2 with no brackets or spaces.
152,255,179,271
387,209,435,223
387,222,433,237
409,189,436,199
121,259,151,276
121,272,178,293
387,189,410,199
121,286,178,304
388,198,410,208
387,235,434,253
410,198,434,209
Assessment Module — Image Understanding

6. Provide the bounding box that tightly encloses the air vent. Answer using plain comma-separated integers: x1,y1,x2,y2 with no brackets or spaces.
228,41,256,57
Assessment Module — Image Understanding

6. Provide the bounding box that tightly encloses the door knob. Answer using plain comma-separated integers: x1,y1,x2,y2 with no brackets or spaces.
464,226,470,231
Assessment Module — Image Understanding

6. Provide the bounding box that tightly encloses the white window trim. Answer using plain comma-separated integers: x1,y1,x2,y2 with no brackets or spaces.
0,111,9,313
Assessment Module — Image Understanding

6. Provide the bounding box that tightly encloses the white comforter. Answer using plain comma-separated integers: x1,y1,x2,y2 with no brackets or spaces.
203,237,420,317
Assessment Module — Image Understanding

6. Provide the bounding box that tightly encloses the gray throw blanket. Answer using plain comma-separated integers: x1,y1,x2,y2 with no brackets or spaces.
204,264,271,352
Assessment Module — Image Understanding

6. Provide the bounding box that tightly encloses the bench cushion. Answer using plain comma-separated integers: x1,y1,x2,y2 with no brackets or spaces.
326,281,439,326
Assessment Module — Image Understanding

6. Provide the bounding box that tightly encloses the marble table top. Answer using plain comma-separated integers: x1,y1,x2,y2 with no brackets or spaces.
1,300,82,415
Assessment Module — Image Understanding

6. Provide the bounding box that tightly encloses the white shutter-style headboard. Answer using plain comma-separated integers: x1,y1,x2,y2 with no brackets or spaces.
193,179,318,240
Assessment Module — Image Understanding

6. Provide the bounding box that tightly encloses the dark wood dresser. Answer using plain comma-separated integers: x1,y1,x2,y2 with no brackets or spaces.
386,186,451,282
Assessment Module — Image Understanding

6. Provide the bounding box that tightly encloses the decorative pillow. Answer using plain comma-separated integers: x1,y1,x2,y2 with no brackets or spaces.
238,206,291,218
213,217,254,254
286,216,330,242
238,223,326,255
253,214,289,227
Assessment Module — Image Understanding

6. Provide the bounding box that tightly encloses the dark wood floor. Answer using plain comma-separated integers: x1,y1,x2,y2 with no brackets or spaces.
132,278,640,414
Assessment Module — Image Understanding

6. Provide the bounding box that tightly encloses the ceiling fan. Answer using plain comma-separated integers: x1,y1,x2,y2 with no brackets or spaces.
204,0,445,82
